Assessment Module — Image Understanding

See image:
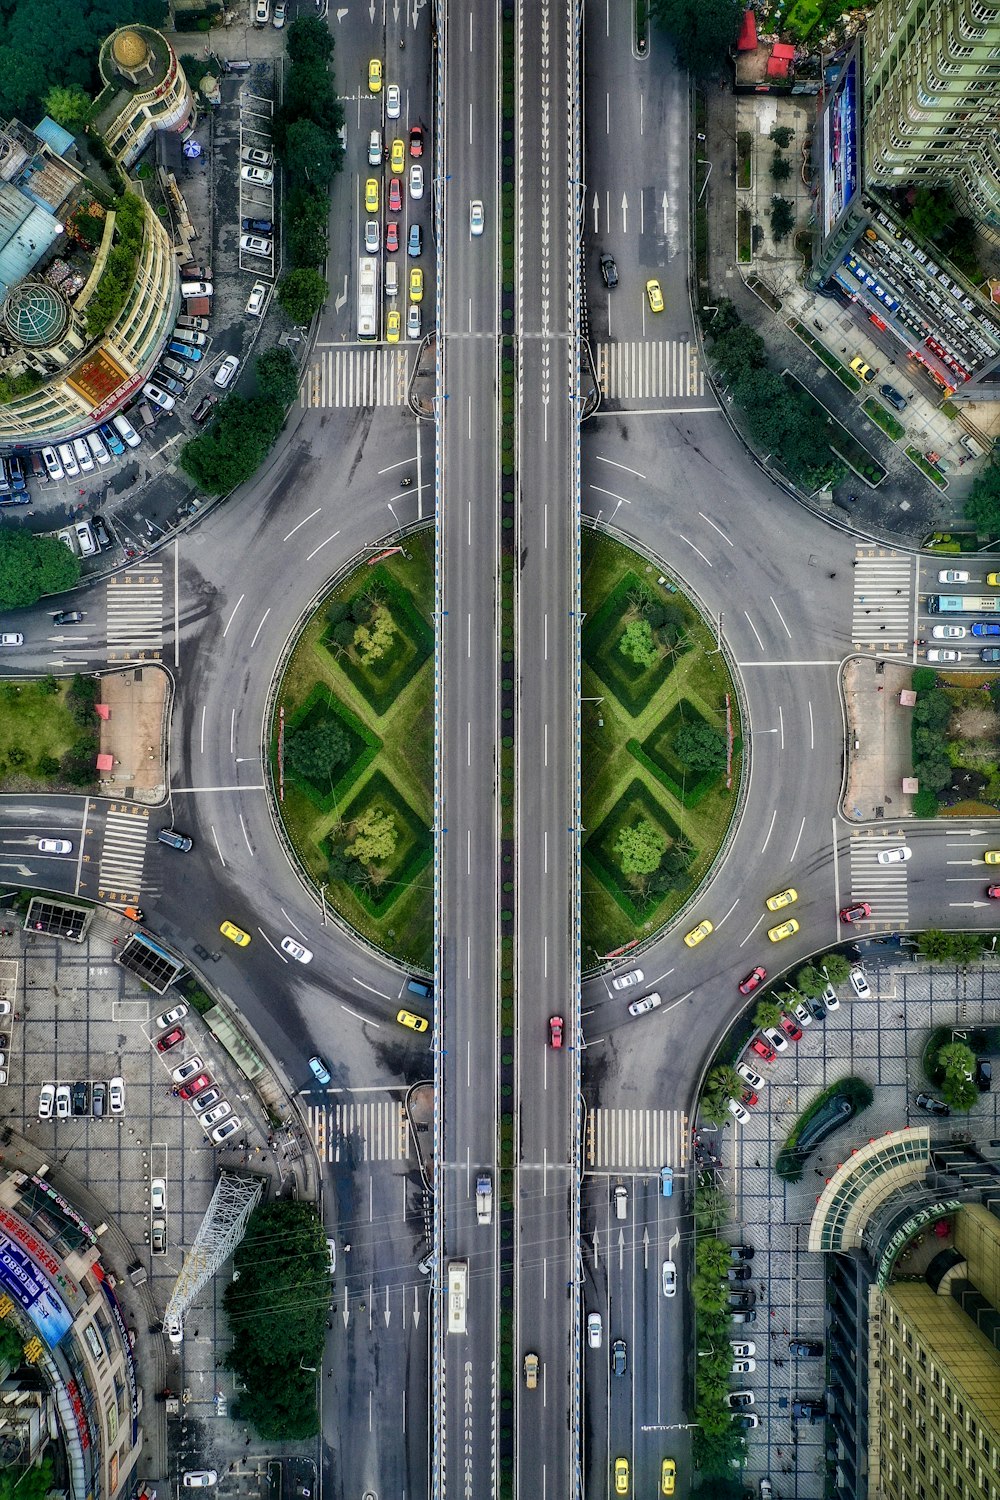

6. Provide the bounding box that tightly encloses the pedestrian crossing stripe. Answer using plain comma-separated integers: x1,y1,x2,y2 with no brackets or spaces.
847,837,910,922
98,806,150,903
107,564,163,660
852,550,913,649
308,1101,409,1162
596,341,705,401
586,1108,688,1170
302,347,410,408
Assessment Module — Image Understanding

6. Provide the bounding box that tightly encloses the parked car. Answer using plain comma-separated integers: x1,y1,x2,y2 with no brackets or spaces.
737,1063,764,1090
240,234,272,256
156,1027,185,1053
762,1027,788,1053
246,282,267,316
850,967,872,999
914,1092,950,1116
727,1098,750,1124
213,355,240,390
729,1245,754,1261
788,1339,823,1357
154,1003,188,1029
749,1038,776,1063
109,1077,125,1112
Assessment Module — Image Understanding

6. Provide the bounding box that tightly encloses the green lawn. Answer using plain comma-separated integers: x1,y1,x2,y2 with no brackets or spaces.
580,533,742,965
273,531,434,968
0,678,82,790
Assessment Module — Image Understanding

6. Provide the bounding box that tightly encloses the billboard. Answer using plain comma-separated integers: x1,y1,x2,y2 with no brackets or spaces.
0,1233,73,1347
821,49,860,238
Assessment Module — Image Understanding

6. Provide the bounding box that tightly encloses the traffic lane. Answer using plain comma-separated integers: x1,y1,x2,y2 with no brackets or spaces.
639,1177,681,1483
580,1195,611,1497
0,600,106,675
0,798,98,894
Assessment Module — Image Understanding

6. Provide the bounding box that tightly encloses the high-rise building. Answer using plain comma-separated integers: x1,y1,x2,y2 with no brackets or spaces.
863,0,1000,234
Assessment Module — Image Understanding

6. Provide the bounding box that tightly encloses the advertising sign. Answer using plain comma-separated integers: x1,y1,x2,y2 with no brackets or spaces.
0,1234,73,1347
822,50,860,237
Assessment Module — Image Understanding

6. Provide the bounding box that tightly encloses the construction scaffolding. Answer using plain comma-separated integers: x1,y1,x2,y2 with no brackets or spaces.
163,1171,264,1338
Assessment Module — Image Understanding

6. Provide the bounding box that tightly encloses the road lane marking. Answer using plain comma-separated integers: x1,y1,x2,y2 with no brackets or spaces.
770,596,792,638
210,823,226,868
678,533,712,566
699,512,733,546
305,530,340,562
222,593,245,638
760,808,778,855
739,912,766,947
743,612,764,649
282,507,321,541
789,816,806,863
352,977,390,999
596,455,647,479
238,814,254,857
250,609,270,649
258,928,285,959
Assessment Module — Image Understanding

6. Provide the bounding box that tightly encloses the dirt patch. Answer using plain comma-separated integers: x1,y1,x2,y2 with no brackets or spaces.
954,704,1000,741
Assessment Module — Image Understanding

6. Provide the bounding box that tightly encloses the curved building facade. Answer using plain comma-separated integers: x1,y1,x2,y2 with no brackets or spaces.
94,27,194,170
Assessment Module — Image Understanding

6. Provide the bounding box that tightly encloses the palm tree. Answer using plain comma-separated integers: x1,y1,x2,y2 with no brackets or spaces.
794,964,825,997
819,952,851,983
753,998,782,1030
696,1237,733,1279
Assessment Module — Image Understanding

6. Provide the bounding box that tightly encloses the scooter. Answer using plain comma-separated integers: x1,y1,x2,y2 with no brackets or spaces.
401,476,413,488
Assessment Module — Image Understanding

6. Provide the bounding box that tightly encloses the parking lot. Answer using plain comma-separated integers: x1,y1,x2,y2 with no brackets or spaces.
714,952,1000,1492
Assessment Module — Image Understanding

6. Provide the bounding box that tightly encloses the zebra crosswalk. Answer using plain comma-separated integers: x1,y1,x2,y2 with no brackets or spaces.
98,805,150,903
596,340,707,403
308,1098,409,1163
107,563,163,660
302,346,410,408
847,835,910,926
852,549,914,649
585,1107,688,1171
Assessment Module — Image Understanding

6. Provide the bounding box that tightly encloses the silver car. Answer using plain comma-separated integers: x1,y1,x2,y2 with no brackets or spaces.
611,968,643,991
662,1260,677,1297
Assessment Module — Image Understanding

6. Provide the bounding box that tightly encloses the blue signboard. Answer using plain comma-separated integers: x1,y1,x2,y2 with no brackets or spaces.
0,1234,73,1347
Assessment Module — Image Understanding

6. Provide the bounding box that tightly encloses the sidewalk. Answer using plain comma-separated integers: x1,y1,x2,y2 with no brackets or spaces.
842,657,915,821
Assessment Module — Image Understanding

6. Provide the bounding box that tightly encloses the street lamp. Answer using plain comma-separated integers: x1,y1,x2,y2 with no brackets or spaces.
299,1358,317,1373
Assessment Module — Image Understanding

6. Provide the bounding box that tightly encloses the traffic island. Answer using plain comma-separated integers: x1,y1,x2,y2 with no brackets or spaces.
842,657,917,822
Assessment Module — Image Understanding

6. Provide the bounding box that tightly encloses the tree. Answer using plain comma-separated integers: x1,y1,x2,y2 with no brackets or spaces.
277,267,329,325
0,532,79,609
180,394,285,493
918,929,953,962
793,964,826,997
938,1040,976,1079
286,13,334,63
770,124,793,148
285,717,351,784
770,152,791,183
817,952,851,984
710,322,767,383
752,999,782,1030
965,456,1000,538
284,117,338,183
346,806,398,863
223,1201,326,1439
693,1181,728,1235
695,1236,733,1279
910,185,956,242
691,1270,729,1312
941,1073,979,1111
60,735,98,787
912,787,940,818
354,603,396,665
618,618,658,668
613,819,667,876
44,84,91,131
650,0,744,77
951,931,983,964
673,720,727,773
769,195,795,243
256,347,300,407
0,1459,55,1500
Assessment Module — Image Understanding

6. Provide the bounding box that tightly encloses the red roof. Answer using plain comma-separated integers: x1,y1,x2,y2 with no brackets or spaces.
767,43,795,76
737,9,757,50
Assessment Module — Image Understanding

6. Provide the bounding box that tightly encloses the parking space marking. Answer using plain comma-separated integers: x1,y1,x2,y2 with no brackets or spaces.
585,1108,688,1170
308,1099,409,1162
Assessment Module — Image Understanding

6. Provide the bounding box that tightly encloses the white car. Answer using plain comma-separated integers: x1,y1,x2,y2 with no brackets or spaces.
364,220,380,254
214,355,240,390
732,1357,756,1373
409,163,424,199
246,282,267,316
737,1063,764,1090
470,199,484,235
727,1098,750,1124
731,1340,756,1357
241,164,274,186
877,846,912,864
0,1002,11,1017
586,1311,602,1348
165,1314,183,1345
142,381,176,413
172,1055,204,1083
192,1088,222,1113
931,624,966,639
155,1003,188,1031
281,936,313,964
791,1000,813,1028
38,838,72,854
183,1474,218,1490
937,569,970,583
240,233,272,256
151,1178,166,1211
762,1027,788,1053
326,1237,337,1274
821,982,840,1012
109,1076,125,1113
254,0,269,21
386,83,401,119
211,1117,241,1144
611,968,643,991
272,2,286,25
0,632,24,646
41,446,64,480
201,1101,232,1128
407,304,421,340
38,1084,55,1119
627,990,661,1017
55,1084,71,1120
662,1260,677,1297
849,967,871,999
926,648,961,663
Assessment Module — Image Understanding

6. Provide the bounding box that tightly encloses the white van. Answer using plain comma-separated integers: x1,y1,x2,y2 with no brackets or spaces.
613,1184,627,1220
111,412,142,449
385,260,399,297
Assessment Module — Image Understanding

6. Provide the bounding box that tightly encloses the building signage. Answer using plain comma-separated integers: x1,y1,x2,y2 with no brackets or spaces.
0,1204,80,1304
27,1174,98,1246
101,1279,139,1442
0,1233,73,1347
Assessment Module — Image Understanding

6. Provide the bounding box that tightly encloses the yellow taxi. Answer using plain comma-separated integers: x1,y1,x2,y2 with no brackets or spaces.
365,178,379,213
985,851,1000,864
396,1008,428,1032
661,1457,676,1496
386,309,401,343
683,918,713,948
368,58,382,93
766,887,798,911
220,921,250,947
614,1458,630,1495
409,266,423,303
523,1352,539,1388
390,137,405,173
645,279,664,313
849,356,876,382
768,918,800,943
988,573,1000,586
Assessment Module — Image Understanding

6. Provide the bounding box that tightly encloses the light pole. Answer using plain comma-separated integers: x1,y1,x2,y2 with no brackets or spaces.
387,501,400,530
697,159,712,204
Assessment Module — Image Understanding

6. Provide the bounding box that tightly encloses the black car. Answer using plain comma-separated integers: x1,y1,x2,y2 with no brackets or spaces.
975,1057,992,1092
599,253,619,289
612,1338,627,1376
914,1092,950,1116
92,516,112,549
192,395,217,426
157,828,193,852
7,455,26,489
242,216,274,234
809,996,827,1022
878,382,907,412
71,1081,90,1115
728,1264,752,1281
728,1290,755,1309
729,1245,754,1261
53,610,83,625
792,1399,825,1423
981,648,1000,663
788,1339,823,1358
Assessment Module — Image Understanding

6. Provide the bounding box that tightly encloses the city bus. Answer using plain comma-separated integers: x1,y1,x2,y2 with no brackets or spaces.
357,256,378,340
447,1259,468,1334
927,595,1000,613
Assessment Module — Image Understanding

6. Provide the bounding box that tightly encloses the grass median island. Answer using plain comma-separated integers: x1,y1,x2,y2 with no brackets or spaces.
0,675,100,792
581,532,742,962
272,531,434,967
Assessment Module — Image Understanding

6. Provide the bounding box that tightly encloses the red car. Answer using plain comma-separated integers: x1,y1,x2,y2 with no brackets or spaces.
988,886,1000,900
388,177,402,213
156,1026,185,1052
740,1086,759,1108
178,1072,212,1100
386,221,399,253
749,1038,776,1064
779,1015,803,1043
738,965,766,996
549,1015,563,1048
839,902,871,922
409,124,423,157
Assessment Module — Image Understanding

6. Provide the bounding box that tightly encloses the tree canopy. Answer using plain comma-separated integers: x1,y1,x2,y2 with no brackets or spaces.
673,720,726,773
0,1458,54,1500
964,453,1000,538
0,530,80,609
650,0,743,77
614,818,667,876
285,718,351,784
223,1201,327,1439
345,806,398,863
0,0,166,122
278,267,329,325
618,618,658,667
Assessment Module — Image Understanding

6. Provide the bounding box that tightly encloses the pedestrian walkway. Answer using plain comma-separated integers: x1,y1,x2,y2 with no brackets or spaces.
302,346,410,408
106,563,164,660
596,340,708,403
852,549,914,650
308,1098,409,1163
585,1107,687,1170
97,806,150,903
847,836,910,926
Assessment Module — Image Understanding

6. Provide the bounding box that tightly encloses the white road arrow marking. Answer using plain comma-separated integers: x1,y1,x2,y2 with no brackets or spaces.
661,190,668,231
948,900,991,908
621,193,628,234
334,273,348,313
642,1225,650,1272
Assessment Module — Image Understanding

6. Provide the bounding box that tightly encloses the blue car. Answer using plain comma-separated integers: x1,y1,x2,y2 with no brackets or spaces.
660,1165,674,1197
971,621,1000,637
99,422,125,456
169,340,202,362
